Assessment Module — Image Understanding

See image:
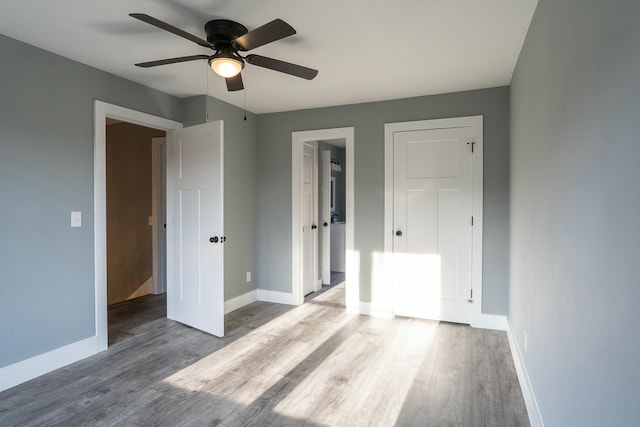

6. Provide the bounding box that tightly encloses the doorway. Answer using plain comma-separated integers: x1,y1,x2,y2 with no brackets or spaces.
291,127,356,309
94,101,182,351
319,143,347,289
106,121,165,305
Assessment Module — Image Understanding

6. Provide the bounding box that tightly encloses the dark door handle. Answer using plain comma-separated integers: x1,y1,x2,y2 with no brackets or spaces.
311,224,318,230
210,236,219,243
395,230,403,237
323,222,328,227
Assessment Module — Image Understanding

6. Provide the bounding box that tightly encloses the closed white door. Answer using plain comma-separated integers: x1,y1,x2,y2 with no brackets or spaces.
321,150,331,285
166,121,224,336
392,126,472,323
302,143,317,296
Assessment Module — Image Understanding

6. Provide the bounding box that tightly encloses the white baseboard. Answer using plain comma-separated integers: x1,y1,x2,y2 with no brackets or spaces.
506,319,545,427
471,313,507,331
257,289,297,305
0,336,99,392
349,302,393,318
224,290,257,314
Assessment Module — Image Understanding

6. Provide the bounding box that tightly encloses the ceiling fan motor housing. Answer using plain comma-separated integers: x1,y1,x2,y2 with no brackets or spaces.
204,19,248,48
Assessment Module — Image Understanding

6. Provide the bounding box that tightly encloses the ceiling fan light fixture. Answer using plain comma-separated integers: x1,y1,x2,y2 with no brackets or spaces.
209,53,244,78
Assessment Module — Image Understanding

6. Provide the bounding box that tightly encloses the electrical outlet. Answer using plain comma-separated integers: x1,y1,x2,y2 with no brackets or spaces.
246,271,251,282
71,211,82,228
524,330,528,352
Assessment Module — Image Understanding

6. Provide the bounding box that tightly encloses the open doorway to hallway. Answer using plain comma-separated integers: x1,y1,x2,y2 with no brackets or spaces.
292,127,355,309
105,119,167,345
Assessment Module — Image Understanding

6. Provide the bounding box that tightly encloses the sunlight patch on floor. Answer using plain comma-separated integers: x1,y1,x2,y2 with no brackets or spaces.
162,284,356,408
273,317,438,426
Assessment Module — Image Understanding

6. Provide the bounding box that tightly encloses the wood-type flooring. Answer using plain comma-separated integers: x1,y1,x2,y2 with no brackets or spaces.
0,284,529,426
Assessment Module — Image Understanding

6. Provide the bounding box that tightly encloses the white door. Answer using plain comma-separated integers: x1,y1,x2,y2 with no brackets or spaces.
392,126,472,324
321,150,331,285
302,143,318,296
166,121,224,336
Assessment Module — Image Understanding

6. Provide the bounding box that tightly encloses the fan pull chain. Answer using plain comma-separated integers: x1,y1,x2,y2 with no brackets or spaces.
206,66,210,122
243,75,247,121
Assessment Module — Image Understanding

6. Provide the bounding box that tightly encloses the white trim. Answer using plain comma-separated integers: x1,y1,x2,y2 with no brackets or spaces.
257,289,298,306
384,116,484,325
224,290,257,314
0,336,97,392
471,313,507,331
349,302,393,318
292,127,356,307
506,319,545,427
94,101,182,352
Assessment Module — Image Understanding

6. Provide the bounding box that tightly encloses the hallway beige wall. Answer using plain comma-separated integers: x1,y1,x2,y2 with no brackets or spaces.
106,122,164,304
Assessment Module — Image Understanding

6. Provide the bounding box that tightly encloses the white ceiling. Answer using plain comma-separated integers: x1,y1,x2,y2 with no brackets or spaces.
0,0,537,114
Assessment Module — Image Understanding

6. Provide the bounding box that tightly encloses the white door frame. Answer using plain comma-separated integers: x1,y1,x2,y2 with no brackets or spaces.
384,116,503,330
94,101,182,352
292,127,356,307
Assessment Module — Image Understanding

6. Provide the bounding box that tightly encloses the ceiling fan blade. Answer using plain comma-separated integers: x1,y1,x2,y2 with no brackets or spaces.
135,55,210,68
234,19,296,51
130,13,212,49
225,74,244,91
246,54,318,80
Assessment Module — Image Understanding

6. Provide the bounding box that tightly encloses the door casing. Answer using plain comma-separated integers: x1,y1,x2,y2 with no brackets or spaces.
384,116,506,329
291,128,355,307
94,101,182,351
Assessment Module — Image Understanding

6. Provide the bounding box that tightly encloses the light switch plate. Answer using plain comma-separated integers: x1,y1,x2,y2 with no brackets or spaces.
71,211,82,228
246,271,251,282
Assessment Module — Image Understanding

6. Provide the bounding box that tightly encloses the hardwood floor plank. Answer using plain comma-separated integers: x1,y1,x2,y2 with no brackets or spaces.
0,285,529,426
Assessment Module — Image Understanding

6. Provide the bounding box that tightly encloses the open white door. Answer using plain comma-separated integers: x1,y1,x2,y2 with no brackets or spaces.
166,121,224,337
302,143,318,296
321,150,331,285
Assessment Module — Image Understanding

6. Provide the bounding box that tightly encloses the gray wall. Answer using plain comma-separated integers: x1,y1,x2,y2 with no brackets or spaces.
256,87,511,314
0,34,182,368
182,96,258,300
509,0,640,425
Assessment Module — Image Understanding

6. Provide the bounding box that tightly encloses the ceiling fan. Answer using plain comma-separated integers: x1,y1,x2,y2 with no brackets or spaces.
129,13,318,91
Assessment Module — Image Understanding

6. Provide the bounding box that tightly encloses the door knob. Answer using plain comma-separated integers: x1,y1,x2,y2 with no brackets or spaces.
209,236,219,243
311,224,318,230
323,222,328,227
395,230,403,237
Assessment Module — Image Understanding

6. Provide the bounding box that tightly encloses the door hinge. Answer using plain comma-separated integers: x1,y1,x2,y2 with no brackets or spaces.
467,141,476,153
471,216,474,226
